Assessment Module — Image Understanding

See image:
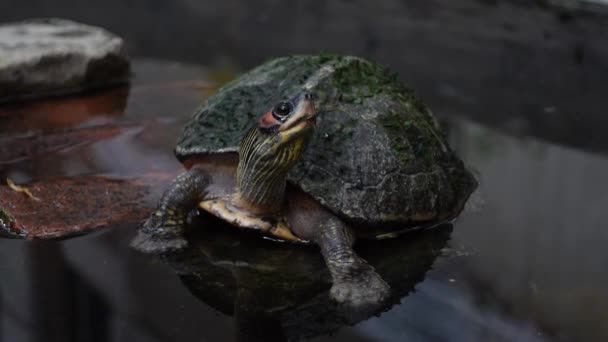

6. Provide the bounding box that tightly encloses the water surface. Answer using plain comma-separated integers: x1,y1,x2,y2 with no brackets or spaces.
0,59,606,342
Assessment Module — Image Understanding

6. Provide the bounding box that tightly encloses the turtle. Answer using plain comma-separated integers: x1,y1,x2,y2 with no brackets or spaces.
131,54,477,307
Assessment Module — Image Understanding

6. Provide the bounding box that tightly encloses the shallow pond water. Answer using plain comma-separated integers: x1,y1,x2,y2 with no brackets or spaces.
0,58,607,342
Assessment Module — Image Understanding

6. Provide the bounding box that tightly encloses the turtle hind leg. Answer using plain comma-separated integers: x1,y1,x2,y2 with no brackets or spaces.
131,168,209,254
315,216,390,309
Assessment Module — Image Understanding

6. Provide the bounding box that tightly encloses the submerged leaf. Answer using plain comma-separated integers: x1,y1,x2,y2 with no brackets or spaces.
0,172,179,239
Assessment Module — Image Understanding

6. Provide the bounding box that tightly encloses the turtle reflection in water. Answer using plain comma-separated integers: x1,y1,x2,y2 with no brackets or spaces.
166,218,453,341
132,55,476,307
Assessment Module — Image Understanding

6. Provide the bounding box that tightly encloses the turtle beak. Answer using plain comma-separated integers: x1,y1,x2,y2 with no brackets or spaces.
279,92,316,132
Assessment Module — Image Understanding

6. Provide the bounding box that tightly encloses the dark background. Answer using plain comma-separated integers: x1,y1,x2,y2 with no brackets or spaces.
1,0,607,156
1,1,608,342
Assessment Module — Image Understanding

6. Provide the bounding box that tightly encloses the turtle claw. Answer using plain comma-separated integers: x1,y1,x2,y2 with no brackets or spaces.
130,229,188,254
130,215,189,254
330,267,390,309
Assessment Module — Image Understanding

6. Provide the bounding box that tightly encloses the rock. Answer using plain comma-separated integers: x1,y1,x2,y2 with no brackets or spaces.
0,18,130,103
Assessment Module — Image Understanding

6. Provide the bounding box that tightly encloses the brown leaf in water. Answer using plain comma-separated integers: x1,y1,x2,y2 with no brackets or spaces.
0,171,179,239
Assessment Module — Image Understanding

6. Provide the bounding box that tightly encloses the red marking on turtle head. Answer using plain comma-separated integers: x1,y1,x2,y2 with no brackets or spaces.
258,111,281,129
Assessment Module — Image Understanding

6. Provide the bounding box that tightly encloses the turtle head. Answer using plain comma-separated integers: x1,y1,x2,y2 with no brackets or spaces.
240,91,317,166
257,91,316,140
236,91,316,211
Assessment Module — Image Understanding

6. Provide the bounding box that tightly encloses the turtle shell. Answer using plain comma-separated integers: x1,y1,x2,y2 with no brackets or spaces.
175,55,476,228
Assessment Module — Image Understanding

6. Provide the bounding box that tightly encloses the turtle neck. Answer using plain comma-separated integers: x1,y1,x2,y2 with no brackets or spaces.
236,126,307,213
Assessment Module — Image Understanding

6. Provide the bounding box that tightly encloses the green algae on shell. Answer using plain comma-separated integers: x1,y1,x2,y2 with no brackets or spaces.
175,54,477,232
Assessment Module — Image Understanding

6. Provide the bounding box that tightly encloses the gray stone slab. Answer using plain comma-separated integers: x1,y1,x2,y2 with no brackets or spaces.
0,18,130,103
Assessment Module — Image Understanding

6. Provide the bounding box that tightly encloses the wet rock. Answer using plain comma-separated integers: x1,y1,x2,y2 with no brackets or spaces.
0,172,177,239
0,18,130,103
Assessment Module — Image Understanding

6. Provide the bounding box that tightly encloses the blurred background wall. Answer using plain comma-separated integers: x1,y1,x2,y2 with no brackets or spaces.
1,0,607,155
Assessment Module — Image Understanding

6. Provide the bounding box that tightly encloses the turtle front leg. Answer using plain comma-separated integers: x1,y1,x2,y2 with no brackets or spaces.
131,168,209,254
315,217,390,307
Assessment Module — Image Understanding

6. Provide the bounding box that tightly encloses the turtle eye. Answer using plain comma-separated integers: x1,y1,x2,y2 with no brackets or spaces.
272,102,293,121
